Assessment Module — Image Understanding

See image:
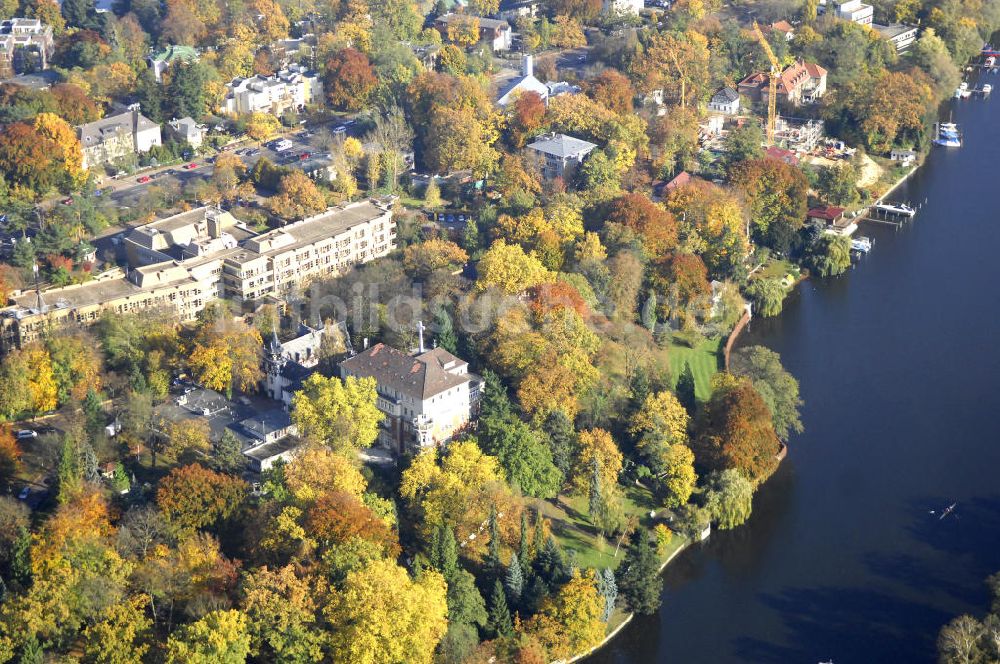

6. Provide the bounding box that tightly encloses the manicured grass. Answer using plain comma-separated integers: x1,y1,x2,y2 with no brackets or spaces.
755,257,800,283
536,483,659,571
396,195,426,209
668,336,723,401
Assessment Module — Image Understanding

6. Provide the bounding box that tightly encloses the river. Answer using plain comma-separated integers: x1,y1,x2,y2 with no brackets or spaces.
590,82,1000,662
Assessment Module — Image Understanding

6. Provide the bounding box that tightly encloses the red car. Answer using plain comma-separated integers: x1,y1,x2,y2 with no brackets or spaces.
137,176,151,183
184,163,198,170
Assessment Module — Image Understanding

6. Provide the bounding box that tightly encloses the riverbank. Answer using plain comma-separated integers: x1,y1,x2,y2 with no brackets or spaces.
562,538,692,664
587,56,1000,662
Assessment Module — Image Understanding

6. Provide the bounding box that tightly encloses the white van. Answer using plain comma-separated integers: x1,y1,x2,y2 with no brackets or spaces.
273,139,294,152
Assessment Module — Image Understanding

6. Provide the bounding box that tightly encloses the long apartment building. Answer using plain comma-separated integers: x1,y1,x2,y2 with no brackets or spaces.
0,201,395,350
222,64,323,116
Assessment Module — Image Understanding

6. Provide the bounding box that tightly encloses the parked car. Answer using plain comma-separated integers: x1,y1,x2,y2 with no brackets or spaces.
17,487,29,500
333,125,347,135
184,163,199,170
15,429,37,440
137,175,151,183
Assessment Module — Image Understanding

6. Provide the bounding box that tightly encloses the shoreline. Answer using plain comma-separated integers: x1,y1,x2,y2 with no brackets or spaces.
559,132,926,664
562,539,692,664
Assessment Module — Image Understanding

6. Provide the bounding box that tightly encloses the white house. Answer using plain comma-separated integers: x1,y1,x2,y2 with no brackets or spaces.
823,0,873,25
222,64,323,116
496,55,549,107
498,0,543,21
602,0,643,14
890,148,917,166
168,117,205,149
263,323,339,405
339,342,481,453
873,23,918,52
525,132,598,181
708,87,740,115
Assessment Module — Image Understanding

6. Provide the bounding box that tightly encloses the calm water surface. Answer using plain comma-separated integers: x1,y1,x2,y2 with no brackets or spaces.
591,84,1000,663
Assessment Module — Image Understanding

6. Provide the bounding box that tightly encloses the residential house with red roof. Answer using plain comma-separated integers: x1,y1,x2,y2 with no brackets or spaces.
738,60,827,106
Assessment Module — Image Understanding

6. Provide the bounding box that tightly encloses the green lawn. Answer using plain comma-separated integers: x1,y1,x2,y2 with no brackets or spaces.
537,484,659,571
668,336,723,401
396,195,426,209
755,257,800,283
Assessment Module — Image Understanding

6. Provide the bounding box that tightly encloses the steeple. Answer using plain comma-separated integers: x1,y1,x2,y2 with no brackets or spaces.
269,327,282,357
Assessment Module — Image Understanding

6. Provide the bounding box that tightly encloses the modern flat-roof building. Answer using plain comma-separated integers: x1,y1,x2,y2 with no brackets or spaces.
873,23,918,52
0,18,54,78
77,106,162,170
525,132,598,181
1,201,395,350
822,0,873,25
339,343,481,453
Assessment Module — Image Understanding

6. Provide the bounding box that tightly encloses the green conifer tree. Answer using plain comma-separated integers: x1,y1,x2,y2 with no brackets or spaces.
505,552,523,605
487,579,513,638
677,361,697,414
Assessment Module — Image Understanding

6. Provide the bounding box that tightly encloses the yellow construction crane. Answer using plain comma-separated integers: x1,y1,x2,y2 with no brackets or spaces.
752,21,779,146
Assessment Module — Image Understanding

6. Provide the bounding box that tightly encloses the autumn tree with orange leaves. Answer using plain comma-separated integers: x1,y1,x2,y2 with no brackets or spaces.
157,464,248,536
692,377,782,485
324,48,377,111
606,192,679,259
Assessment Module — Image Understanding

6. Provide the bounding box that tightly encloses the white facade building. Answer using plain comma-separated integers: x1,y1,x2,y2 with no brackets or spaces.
262,323,346,404
222,64,323,116
708,87,740,114
824,0,873,25
168,117,205,149
602,0,643,14
339,343,482,453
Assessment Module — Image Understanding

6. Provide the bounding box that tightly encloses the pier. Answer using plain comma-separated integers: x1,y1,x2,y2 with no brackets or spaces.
861,198,924,228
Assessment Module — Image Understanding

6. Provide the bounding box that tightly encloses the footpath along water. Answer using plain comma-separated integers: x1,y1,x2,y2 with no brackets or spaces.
588,89,1000,662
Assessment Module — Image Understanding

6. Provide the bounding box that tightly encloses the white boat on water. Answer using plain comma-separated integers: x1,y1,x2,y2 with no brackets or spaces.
935,122,962,147
873,202,915,217
984,84,993,95
988,56,997,67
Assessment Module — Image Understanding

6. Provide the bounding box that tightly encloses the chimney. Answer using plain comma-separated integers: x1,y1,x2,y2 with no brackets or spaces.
417,320,425,353
523,54,533,78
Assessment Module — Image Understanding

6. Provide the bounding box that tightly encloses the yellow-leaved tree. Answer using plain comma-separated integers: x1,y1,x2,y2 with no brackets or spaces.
291,374,382,454
323,560,448,664
476,240,550,294
526,569,605,660
188,315,262,398
266,171,327,220
244,112,281,143
400,441,518,551
33,113,84,186
572,428,623,495
283,447,367,502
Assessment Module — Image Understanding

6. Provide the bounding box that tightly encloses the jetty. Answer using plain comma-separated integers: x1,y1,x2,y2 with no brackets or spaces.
862,198,922,228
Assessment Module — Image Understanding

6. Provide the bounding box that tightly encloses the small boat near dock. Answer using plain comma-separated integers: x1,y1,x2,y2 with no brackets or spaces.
851,236,873,254
873,202,916,217
934,122,962,147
